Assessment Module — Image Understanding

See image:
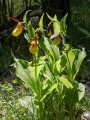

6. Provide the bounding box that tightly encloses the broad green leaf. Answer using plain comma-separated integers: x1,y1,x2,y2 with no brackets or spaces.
65,83,78,106
39,14,44,33
49,83,57,92
27,21,35,38
43,37,56,62
24,33,30,42
44,62,55,80
43,37,60,62
12,57,36,93
19,59,29,69
71,48,86,80
60,14,67,36
63,44,71,51
40,83,57,101
55,55,67,73
58,76,73,89
68,49,75,69
75,48,86,75
65,82,85,106
65,48,76,81
78,83,85,101
51,44,60,61
28,56,46,79
28,56,46,96
63,45,80,81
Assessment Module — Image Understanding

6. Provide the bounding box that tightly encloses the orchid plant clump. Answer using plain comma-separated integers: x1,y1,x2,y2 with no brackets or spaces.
11,11,86,120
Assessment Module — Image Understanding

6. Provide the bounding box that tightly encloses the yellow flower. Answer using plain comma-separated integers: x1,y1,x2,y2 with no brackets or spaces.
50,33,61,46
29,46,39,54
52,36,61,45
29,36,39,54
48,30,52,36
12,22,23,36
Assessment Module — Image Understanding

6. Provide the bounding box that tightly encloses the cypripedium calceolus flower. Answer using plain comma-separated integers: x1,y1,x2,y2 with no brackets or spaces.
50,33,61,46
7,16,24,36
29,36,39,54
12,22,23,36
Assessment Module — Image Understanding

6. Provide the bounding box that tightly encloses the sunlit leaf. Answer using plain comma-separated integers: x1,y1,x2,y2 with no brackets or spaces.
41,83,57,101
11,53,36,92
78,83,85,101
58,76,73,89
39,14,44,33
75,48,86,78
23,10,31,23
53,15,60,33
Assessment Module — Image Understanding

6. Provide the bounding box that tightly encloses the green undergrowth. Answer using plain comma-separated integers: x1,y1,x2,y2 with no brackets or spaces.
0,81,90,120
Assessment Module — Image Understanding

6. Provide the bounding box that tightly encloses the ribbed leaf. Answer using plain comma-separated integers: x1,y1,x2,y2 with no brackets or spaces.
58,76,73,89
12,56,36,93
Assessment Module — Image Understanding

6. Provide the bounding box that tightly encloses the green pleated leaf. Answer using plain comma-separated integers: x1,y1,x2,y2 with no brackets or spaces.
41,83,57,101
11,52,36,92
60,14,67,36
58,76,73,89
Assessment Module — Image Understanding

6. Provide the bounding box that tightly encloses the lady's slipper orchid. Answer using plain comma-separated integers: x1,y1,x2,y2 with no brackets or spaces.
12,22,23,36
50,33,61,46
7,16,24,36
29,36,39,54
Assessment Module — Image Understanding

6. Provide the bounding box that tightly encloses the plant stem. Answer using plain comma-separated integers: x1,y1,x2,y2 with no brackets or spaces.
69,106,75,120
35,55,37,82
39,102,44,120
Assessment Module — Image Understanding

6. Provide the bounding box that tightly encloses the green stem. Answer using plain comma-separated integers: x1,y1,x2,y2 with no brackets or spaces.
35,55,37,82
69,106,75,120
39,102,44,120
33,55,38,94
33,55,44,119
